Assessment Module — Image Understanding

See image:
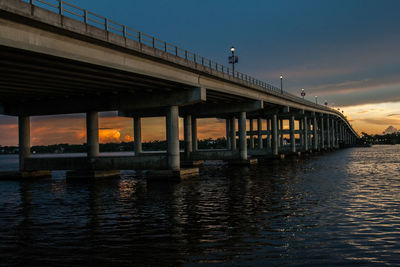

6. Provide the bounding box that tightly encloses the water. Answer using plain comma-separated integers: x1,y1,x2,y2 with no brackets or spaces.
0,145,399,266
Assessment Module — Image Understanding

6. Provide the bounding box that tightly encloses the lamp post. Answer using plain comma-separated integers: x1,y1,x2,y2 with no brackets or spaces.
230,46,235,74
301,88,305,99
280,75,283,94
315,96,318,104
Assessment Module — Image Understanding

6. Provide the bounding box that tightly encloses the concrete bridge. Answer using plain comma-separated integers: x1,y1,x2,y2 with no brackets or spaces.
0,0,359,180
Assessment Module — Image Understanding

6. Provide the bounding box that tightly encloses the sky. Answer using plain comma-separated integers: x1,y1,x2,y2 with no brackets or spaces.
1,0,400,146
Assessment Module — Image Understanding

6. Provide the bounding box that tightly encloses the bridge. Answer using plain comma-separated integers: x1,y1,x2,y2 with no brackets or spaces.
0,0,359,180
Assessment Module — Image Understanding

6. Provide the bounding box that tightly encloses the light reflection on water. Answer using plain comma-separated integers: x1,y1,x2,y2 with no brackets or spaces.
0,145,399,266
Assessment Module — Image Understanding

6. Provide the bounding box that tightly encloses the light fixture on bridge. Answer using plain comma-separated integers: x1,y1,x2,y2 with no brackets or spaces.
301,88,305,99
280,75,283,94
229,46,238,75
324,100,328,106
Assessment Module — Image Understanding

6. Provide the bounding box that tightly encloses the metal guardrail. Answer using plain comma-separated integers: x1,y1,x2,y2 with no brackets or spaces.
22,0,356,135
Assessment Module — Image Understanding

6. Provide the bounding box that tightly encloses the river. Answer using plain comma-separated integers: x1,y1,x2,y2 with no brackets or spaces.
0,145,399,266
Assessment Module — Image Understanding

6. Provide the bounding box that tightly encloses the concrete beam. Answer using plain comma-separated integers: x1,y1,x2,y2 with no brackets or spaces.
10,87,205,116
184,100,263,117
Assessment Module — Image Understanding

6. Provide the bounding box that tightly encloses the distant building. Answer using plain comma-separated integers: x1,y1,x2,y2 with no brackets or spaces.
383,126,399,135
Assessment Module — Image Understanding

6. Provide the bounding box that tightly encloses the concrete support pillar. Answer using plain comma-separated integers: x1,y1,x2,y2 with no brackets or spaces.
331,119,335,148
238,112,247,160
313,117,318,150
279,119,284,147
303,116,308,151
86,111,99,159
272,114,278,155
290,115,296,153
184,115,192,160
249,119,254,149
326,117,331,148
300,119,304,148
191,117,198,151
166,106,180,171
18,115,30,171
320,117,325,149
267,119,271,148
257,118,263,149
230,116,237,151
134,117,142,155
226,119,231,150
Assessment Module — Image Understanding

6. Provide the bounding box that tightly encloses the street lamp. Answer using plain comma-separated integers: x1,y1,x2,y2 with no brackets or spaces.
280,75,283,94
230,46,236,74
324,100,328,106
301,88,305,99
315,96,318,104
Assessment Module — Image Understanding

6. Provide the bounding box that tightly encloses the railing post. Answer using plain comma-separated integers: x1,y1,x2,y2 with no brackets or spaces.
138,32,142,43
30,0,34,5
59,0,63,15
84,10,88,24
175,46,178,56
105,18,108,31
152,37,155,48
185,50,188,59
123,25,127,37
164,42,167,52
193,54,196,62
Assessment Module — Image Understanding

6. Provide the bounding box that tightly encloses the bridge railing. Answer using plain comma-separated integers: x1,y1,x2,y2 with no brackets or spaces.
23,0,354,132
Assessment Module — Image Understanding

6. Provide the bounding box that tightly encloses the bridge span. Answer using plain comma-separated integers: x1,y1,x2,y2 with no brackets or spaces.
0,0,359,180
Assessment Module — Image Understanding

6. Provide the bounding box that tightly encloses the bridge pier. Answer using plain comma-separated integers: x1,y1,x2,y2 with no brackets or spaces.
249,119,254,149
239,112,247,160
290,115,296,153
166,106,180,171
313,116,318,150
134,117,142,155
184,115,192,160
257,118,263,149
191,116,198,152
230,116,237,151
320,116,325,150
303,115,309,152
18,115,30,172
272,114,278,156
86,111,99,160
266,118,272,148
226,119,231,150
